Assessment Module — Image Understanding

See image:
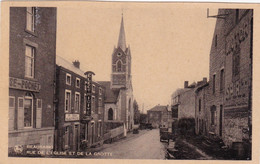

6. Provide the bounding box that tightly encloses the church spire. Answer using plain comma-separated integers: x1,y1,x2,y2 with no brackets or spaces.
117,14,126,51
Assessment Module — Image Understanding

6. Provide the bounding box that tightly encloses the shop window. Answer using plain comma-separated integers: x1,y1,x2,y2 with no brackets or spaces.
26,7,35,32
25,45,35,78
75,92,80,113
66,73,71,85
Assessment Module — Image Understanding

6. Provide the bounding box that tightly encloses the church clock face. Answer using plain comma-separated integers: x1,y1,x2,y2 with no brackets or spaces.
117,52,122,57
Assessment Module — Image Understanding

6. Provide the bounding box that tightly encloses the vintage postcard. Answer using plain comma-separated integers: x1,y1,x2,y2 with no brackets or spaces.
1,1,260,164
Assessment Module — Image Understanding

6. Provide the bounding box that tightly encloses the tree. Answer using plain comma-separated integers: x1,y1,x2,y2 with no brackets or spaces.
133,100,140,124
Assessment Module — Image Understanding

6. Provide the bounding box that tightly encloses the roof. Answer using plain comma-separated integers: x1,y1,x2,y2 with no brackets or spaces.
98,81,120,103
117,15,126,51
56,55,85,77
148,105,168,112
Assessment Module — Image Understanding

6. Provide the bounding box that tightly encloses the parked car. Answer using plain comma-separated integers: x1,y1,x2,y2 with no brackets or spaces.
146,123,153,130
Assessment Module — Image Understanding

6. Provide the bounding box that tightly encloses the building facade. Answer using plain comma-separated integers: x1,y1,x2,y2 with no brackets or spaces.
171,81,197,120
55,56,105,151
195,82,209,135
9,7,57,154
206,10,253,151
99,15,134,134
147,105,168,128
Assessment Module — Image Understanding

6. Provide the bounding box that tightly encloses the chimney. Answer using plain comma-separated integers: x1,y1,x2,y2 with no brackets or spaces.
203,77,207,83
73,60,80,69
184,81,189,88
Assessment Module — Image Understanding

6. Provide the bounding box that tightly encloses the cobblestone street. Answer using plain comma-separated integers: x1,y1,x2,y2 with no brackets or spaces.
97,129,168,159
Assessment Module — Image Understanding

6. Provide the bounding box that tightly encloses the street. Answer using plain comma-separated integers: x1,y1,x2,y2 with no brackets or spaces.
98,129,168,159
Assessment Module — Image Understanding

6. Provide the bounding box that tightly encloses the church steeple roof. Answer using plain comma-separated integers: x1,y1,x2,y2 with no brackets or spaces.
117,14,126,51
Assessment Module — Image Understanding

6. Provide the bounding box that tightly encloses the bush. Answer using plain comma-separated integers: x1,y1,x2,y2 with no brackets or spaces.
177,118,195,136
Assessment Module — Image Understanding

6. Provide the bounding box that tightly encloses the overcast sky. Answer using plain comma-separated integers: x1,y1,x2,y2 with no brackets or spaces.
56,3,217,112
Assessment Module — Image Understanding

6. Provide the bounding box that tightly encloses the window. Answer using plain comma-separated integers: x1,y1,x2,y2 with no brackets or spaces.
65,90,71,112
24,95,33,128
99,87,102,95
64,126,69,149
199,99,201,112
26,7,35,32
92,84,95,93
116,60,122,72
98,98,102,114
91,96,95,113
9,97,15,130
83,94,87,114
36,99,42,128
98,121,102,137
66,73,71,85
220,69,224,91
76,78,80,88
25,45,35,78
211,106,216,125
9,97,15,108
75,92,80,113
213,74,216,94
108,108,113,120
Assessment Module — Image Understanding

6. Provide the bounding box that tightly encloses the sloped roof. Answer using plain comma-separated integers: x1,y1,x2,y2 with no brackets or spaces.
98,81,120,103
56,55,85,77
148,105,168,112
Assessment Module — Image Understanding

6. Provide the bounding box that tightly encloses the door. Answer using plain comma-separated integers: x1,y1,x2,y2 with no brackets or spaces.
74,124,79,151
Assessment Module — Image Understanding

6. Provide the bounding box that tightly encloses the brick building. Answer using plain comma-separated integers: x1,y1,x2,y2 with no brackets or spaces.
147,105,168,128
9,7,57,154
206,10,253,151
55,56,105,151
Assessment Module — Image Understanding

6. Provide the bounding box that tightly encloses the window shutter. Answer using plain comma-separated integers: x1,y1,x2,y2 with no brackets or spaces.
36,99,42,128
9,97,15,131
17,97,24,130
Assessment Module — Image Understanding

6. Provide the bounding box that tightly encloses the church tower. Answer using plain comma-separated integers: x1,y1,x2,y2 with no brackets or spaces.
111,15,132,89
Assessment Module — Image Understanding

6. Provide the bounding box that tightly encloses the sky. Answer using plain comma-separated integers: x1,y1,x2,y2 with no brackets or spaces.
56,3,217,112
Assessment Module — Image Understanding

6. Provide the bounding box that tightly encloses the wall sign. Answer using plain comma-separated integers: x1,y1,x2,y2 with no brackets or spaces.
9,77,41,92
65,114,79,121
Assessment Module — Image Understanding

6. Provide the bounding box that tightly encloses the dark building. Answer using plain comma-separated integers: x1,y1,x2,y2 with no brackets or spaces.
147,105,168,128
55,56,105,151
206,9,253,157
8,7,57,154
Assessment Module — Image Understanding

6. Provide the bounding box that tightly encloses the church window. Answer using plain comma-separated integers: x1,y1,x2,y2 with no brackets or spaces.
108,108,113,120
116,60,122,72
117,53,122,57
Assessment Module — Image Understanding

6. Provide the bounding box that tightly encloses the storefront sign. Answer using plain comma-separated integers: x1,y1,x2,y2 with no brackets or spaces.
9,77,41,92
85,71,95,116
65,114,79,121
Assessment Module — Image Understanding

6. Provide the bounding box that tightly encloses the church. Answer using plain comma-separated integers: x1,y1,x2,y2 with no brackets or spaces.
99,15,134,135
